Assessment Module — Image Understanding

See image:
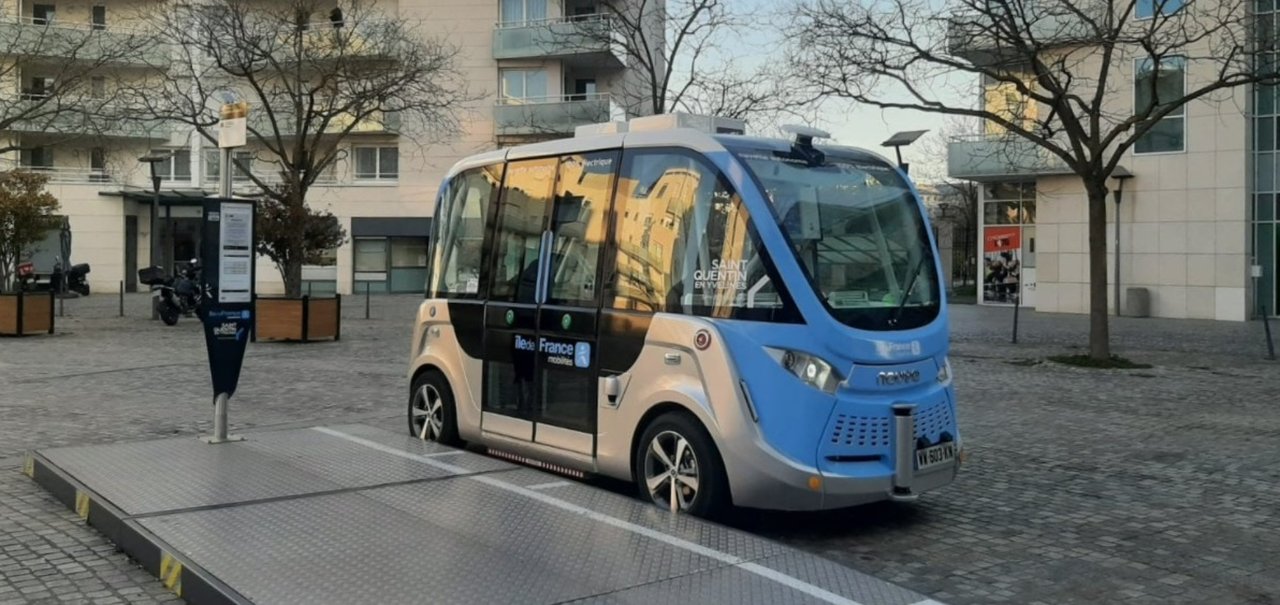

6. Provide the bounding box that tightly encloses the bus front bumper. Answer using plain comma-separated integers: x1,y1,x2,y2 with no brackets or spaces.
725,405,963,511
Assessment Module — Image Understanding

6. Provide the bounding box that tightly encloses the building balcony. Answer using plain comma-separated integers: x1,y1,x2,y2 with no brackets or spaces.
947,134,1073,181
251,110,400,138
493,14,626,69
1,100,172,141
946,7,1102,66
0,16,166,67
494,93,625,138
2,164,117,185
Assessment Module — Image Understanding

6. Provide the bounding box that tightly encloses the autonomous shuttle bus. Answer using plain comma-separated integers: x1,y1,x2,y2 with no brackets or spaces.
408,114,960,515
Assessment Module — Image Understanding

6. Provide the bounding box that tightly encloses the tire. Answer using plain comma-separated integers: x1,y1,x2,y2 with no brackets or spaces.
77,283,90,296
634,411,730,517
408,370,462,447
159,300,180,326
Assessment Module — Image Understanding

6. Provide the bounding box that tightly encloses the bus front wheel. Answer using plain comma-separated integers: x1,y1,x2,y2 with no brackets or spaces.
634,412,729,517
408,370,462,446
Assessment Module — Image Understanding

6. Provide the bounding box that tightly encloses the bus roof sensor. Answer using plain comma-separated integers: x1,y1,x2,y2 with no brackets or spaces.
781,124,832,147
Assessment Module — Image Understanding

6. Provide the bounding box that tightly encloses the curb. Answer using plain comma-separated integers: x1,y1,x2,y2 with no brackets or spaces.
24,451,250,605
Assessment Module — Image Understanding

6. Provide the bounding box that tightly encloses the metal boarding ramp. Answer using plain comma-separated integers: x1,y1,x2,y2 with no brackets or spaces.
25,423,946,605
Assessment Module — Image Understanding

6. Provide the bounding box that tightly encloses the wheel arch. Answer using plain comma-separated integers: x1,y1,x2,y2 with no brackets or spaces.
628,402,728,487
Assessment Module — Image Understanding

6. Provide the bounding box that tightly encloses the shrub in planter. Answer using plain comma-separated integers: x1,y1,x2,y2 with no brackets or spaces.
253,295,341,343
0,290,54,336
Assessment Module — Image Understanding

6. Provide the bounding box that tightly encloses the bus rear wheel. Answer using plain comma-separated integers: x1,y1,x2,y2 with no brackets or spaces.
408,371,461,447
634,412,728,517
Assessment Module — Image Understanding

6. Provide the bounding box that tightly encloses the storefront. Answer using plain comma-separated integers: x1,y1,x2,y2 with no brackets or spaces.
979,182,1037,306
350,217,431,294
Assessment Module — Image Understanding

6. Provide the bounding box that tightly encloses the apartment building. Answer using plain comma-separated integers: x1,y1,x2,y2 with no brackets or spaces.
1,0,650,295
945,1,1272,321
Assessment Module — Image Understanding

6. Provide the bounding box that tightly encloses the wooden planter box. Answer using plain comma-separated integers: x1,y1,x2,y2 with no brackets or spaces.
0,291,55,336
252,295,341,343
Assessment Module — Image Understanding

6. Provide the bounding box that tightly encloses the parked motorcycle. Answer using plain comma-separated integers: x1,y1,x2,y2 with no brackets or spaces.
139,260,204,326
60,262,91,296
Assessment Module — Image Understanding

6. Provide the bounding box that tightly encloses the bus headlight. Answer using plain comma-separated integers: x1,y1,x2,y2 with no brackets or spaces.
937,357,952,386
764,347,843,394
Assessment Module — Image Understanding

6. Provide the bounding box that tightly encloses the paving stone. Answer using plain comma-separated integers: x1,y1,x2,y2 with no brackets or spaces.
1,295,1278,604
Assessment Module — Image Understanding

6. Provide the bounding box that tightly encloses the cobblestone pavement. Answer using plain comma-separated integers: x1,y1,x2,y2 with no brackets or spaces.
1,295,1277,604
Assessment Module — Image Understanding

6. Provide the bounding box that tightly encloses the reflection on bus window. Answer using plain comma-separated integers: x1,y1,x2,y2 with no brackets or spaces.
491,159,556,303
429,163,503,298
731,147,940,330
547,152,617,306
610,150,798,322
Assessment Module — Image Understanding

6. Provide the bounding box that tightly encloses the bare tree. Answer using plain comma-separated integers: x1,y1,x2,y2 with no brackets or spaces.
548,0,806,126
131,0,468,297
789,0,1280,361
917,117,982,289
0,11,162,156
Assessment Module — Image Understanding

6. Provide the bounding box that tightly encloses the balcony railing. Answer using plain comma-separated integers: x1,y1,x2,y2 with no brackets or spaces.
946,2,1110,66
6,165,117,184
0,99,171,141
946,133,1073,181
0,15,165,66
493,13,626,67
494,93,624,137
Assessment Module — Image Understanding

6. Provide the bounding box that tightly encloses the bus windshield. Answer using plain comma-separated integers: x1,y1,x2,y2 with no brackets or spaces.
730,144,941,331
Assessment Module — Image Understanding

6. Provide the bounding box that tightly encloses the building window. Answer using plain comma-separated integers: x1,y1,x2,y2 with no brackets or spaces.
1134,56,1186,154
204,150,255,182
1136,0,1183,19
90,148,109,182
24,77,54,100
21,147,54,169
92,5,107,30
500,69,549,103
32,4,55,25
151,149,192,181
354,146,398,181
499,0,547,25
354,238,388,272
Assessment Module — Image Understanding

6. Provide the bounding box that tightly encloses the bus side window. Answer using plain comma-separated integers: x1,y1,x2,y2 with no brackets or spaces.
609,149,800,322
428,164,503,299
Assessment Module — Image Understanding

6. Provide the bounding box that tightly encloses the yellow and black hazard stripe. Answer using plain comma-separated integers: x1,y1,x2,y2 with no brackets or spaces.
159,552,184,597
74,491,91,521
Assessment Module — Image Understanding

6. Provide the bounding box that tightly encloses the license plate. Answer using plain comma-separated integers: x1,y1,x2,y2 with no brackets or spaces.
915,442,956,472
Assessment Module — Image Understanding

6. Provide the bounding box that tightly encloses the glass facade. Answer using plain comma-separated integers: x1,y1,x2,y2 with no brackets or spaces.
1256,0,1280,316
980,182,1036,306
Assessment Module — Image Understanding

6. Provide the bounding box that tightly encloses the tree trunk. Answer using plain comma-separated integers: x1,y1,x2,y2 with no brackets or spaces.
1086,186,1111,360
282,257,303,298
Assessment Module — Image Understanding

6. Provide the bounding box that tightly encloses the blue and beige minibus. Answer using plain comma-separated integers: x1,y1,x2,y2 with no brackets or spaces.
407,114,960,516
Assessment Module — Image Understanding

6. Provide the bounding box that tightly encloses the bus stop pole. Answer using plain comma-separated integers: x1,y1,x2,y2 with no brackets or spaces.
212,147,235,443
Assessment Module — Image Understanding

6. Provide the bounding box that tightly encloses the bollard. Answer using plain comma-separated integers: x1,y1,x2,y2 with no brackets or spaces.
1011,291,1021,344
365,282,370,319
119,281,124,317
1264,304,1276,361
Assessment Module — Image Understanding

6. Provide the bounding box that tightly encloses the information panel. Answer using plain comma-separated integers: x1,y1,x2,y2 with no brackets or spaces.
217,202,254,303
200,198,256,398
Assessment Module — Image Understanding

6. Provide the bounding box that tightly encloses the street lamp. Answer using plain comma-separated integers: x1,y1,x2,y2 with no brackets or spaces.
138,152,170,319
881,130,929,174
1111,165,1134,317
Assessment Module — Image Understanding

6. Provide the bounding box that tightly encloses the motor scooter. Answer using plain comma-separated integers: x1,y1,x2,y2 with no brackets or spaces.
139,260,203,326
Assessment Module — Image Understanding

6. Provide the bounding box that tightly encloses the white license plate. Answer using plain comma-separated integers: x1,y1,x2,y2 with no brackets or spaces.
915,442,956,472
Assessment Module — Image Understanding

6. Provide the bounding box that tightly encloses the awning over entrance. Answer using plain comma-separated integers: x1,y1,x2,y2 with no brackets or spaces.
351,216,432,237
99,188,215,205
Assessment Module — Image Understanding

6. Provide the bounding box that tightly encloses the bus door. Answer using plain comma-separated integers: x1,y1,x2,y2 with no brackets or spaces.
482,152,619,456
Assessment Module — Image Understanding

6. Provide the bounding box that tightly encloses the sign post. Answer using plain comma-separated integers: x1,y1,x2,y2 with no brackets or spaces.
200,198,255,443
